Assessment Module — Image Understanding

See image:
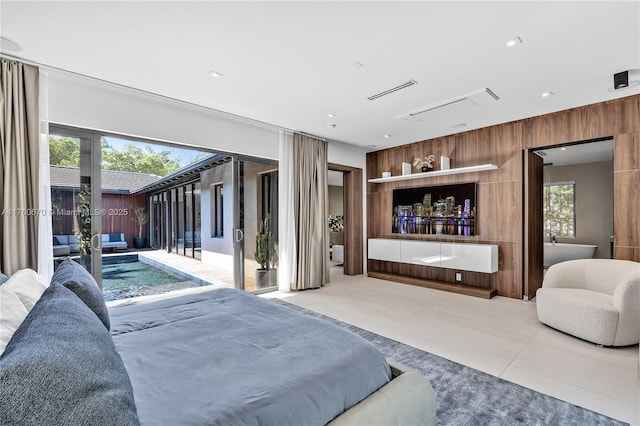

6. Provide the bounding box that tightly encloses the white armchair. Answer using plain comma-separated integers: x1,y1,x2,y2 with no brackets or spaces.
536,259,640,346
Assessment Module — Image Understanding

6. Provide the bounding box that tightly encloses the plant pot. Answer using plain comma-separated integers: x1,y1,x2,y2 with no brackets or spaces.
133,237,147,249
255,268,277,289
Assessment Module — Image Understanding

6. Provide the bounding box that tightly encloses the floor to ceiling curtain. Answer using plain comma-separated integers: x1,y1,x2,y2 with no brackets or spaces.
292,132,329,290
0,59,40,276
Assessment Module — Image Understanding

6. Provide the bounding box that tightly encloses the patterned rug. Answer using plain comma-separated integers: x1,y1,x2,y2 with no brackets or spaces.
274,299,626,426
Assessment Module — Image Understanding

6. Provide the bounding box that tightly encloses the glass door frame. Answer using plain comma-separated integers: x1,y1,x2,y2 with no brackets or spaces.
232,155,279,293
49,124,103,287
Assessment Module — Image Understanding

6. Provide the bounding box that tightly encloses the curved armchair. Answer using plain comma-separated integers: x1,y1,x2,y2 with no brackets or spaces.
536,259,640,346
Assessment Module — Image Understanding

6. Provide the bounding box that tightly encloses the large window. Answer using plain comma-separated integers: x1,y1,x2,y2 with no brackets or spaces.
543,182,575,238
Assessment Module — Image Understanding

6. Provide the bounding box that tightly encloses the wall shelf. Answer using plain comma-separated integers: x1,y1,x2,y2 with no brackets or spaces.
368,164,498,183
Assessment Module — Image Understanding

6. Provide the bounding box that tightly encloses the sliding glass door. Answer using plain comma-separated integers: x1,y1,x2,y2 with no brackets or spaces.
232,157,279,292
49,125,102,286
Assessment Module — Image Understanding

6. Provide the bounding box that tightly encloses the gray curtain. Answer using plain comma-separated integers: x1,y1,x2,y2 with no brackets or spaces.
0,59,40,275
292,133,329,289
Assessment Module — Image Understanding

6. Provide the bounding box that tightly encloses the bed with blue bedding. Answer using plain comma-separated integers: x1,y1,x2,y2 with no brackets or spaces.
1,258,435,425
110,287,426,425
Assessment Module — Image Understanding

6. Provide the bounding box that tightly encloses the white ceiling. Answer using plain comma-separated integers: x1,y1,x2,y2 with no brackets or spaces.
537,138,613,166
1,1,639,151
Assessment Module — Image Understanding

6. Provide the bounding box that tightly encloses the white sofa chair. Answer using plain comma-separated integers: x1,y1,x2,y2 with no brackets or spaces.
536,259,640,346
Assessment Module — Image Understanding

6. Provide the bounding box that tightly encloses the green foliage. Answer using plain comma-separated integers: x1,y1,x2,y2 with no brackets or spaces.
49,136,80,167
187,151,214,165
543,183,575,238
101,141,181,176
255,215,276,270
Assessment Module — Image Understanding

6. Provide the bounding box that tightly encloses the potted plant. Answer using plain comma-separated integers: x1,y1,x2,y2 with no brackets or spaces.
254,215,277,288
131,206,149,249
413,154,436,172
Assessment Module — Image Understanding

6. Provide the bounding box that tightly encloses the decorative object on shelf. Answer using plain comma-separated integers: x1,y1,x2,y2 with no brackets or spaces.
402,162,412,175
328,215,344,232
382,171,391,178
413,154,435,172
440,156,450,170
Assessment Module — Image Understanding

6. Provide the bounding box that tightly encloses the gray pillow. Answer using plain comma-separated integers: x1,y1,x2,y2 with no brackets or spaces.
0,272,8,285
50,258,110,330
109,232,121,242
0,284,139,425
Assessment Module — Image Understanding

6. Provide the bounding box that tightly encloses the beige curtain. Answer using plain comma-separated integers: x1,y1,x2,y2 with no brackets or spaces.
292,133,329,289
0,59,40,275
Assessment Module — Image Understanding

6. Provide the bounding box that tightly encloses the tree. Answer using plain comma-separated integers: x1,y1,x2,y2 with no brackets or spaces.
49,136,80,167
187,151,214,165
101,141,181,176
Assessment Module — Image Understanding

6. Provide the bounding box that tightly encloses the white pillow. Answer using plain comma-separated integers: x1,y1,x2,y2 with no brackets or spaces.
0,285,30,355
3,269,47,310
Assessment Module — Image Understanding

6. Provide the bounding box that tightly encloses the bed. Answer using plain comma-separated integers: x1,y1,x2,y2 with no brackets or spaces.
1,259,435,425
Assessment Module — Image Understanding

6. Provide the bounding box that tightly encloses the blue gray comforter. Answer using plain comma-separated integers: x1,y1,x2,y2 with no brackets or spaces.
109,288,391,426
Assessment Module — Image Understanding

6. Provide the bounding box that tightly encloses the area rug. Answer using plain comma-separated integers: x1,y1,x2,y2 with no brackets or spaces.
274,299,626,426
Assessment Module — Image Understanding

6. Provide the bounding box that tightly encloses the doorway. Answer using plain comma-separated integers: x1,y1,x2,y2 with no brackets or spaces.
524,137,614,299
328,163,363,276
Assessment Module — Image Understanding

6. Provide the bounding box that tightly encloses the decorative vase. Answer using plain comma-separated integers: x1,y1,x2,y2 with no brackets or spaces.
421,165,434,172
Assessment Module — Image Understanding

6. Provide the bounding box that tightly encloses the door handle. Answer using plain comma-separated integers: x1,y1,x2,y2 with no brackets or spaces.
234,228,244,243
91,233,102,251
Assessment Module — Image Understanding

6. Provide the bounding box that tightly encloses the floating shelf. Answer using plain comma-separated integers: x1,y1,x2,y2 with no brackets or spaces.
368,164,498,183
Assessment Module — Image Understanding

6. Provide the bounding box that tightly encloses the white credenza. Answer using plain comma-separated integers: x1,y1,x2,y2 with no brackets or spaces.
368,238,498,273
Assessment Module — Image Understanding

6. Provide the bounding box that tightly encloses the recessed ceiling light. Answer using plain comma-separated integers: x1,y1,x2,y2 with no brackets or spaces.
505,36,523,47
452,123,467,128
327,123,336,128
541,91,554,98
0,36,21,52
207,70,224,78
384,134,392,138
328,113,336,118
561,147,567,151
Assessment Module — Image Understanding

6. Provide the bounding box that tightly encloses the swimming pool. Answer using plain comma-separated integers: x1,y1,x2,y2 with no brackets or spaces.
102,259,201,301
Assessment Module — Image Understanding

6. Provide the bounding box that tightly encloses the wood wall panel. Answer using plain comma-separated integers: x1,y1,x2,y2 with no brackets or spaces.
614,132,640,171
613,170,640,248
492,241,522,299
477,181,521,242
614,246,640,261
367,94,640,299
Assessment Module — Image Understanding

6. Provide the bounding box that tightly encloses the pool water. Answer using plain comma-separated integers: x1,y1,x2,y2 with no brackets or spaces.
102,261,192,301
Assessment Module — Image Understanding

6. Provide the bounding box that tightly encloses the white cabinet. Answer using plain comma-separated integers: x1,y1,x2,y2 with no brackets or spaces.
368,238,498,273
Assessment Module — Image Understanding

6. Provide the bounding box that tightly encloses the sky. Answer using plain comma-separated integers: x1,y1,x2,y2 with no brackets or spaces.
104,136,214,168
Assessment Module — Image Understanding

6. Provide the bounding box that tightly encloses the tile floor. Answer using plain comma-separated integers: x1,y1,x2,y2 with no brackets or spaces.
263,267,640,424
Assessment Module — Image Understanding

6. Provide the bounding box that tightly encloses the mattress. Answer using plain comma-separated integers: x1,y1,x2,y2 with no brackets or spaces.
109,288,391,425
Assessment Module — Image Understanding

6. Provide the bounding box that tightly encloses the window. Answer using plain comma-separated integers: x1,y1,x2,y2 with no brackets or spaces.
211,183,224,238
543,182,575,238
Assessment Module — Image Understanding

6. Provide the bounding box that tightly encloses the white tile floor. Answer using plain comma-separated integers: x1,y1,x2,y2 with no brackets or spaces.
263,267,640,424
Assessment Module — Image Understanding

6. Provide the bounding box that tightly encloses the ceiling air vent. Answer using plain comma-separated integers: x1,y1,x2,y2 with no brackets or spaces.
368,80,418,101
397,88,500,122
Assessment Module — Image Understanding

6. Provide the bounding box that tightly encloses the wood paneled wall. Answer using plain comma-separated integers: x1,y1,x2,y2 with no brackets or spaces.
366,94,640,299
